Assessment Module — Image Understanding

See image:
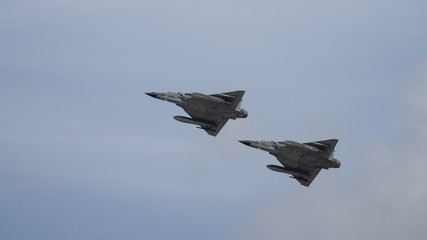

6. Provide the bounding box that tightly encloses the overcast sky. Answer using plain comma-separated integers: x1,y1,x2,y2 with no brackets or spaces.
1,1,427,239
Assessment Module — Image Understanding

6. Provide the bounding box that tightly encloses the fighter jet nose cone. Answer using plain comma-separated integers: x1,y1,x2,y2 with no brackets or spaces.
239,140,251,146
145,92,158,98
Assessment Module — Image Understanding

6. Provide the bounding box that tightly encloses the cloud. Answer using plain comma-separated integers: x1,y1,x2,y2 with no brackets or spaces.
406,62,427,138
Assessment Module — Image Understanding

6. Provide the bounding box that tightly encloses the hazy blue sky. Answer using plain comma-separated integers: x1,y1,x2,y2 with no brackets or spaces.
1,1,427,239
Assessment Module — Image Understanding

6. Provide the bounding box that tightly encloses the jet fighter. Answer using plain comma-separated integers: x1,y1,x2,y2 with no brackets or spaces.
146,90,248,136
239,139,341,187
